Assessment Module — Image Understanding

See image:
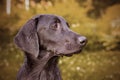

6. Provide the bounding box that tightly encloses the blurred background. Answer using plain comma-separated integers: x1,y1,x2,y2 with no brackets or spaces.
0,0,120,80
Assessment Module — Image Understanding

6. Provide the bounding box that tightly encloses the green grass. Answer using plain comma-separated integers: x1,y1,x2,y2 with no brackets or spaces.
59,51,120,80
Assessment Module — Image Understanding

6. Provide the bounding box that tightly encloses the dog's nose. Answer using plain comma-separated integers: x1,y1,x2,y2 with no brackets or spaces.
78,36,87,46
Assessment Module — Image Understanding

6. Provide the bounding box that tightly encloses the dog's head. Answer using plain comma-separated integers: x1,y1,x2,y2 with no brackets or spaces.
14,14,87,58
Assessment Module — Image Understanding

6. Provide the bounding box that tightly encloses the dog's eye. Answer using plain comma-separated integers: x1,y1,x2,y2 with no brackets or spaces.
50,23,59,30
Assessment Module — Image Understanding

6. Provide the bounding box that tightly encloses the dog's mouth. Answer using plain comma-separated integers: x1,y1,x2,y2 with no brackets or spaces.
62,43,85,57
46,48,82,57
45,43,86,57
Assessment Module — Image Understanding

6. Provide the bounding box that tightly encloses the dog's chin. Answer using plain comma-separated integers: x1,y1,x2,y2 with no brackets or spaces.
63,49,82,57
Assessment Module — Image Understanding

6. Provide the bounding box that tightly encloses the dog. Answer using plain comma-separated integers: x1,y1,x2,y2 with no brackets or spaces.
14,14,87,80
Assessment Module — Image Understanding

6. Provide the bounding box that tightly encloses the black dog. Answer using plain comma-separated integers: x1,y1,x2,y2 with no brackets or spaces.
14,14,87,80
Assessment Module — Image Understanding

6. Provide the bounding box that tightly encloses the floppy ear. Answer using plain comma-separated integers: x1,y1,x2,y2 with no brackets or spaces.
14,16,40,58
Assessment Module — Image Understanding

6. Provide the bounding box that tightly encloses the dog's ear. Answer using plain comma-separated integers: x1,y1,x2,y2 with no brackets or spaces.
14,15,41,58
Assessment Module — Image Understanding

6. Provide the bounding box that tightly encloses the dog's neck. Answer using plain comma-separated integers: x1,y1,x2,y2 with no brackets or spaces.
17,51,62,80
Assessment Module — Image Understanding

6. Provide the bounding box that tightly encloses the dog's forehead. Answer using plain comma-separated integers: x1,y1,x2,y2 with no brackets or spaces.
32,14,66,23
43,15,66,23
33,14,68,31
